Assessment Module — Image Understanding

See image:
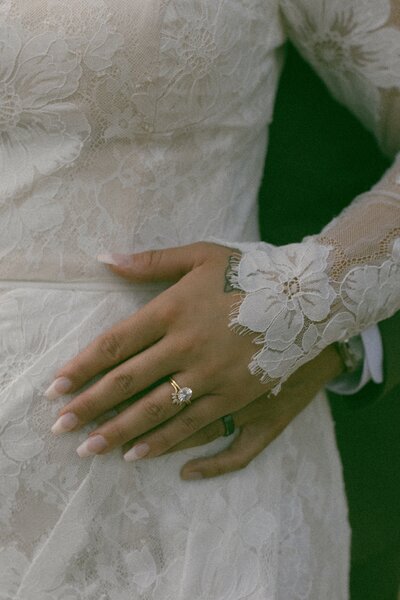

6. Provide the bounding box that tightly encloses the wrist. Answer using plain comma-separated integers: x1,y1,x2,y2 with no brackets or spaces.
335,337,364,375
326,336,366,394
325,343,347,381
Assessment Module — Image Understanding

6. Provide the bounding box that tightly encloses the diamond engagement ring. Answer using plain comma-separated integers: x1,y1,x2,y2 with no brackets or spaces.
169,378,193,406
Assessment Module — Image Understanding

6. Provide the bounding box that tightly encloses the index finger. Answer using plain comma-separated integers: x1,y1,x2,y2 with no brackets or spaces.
45,296,169,399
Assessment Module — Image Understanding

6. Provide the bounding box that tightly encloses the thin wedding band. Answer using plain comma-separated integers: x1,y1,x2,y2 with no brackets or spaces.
169,377,193,406
221,414,235,436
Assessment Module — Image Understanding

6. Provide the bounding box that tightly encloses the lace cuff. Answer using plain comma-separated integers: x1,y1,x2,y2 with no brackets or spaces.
227,158,400,393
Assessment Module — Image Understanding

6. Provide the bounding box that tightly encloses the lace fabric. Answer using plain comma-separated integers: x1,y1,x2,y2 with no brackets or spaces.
3,0,399,598
229,0,400,393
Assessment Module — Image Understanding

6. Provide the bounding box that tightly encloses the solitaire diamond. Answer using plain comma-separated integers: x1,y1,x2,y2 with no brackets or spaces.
174,386,193,405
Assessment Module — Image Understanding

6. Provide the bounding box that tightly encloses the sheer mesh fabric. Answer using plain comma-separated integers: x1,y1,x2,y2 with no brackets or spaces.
230,0,400,393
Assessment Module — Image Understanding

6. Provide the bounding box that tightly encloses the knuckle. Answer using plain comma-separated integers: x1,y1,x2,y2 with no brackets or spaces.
142,249,162,271
74,394,99,420
180,413,200,435
204,425,218,444
98,332,123,363
107,421,128,445
152,430,172,453
143,399,166,423
155,299,179,326
208,459,225,477
112,372,136,396
173,335,194,357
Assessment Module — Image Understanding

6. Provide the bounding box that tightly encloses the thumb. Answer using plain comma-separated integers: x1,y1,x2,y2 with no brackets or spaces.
97,243,207,283
180,425,272,480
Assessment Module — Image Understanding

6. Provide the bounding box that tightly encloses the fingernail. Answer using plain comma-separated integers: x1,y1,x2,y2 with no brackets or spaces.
123,443,150,462
44,377,72,401
97,253,131,267
76,434,108,457
181,471,203,480
51,412,79,435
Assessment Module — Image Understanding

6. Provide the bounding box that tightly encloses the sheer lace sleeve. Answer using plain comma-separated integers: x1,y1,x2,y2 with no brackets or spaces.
228,0,400,393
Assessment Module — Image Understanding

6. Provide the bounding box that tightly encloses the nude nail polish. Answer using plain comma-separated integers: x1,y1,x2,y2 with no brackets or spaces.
51,412,78,435
97,253,131,267
76,435,108,458
123,443,150,462
44,377,72,400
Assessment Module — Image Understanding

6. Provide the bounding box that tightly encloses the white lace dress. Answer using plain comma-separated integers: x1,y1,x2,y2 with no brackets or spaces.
1,1,400,599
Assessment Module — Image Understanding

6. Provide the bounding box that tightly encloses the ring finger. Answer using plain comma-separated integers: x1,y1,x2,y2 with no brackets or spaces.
71,373,208,457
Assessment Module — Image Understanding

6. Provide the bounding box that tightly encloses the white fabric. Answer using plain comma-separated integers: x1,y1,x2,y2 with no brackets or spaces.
229,0,400,393
326,334,366,395
2,0,398,598
326,327,383,395
326,326,385,395
362,326,384,385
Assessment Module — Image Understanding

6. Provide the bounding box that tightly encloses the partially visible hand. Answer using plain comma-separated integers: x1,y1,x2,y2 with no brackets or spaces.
166,343,344,480
46,242,272,459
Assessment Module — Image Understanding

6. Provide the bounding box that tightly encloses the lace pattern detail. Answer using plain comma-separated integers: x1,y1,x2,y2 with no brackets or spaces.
7,0,400,597
0,0,282,283
229,0,400,393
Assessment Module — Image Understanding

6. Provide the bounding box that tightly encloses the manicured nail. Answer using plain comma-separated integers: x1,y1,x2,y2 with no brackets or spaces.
76,435,108,457
51,412,79,435
123,443,150,462
181,471,203,480
97,253,131,267
44,377,72,400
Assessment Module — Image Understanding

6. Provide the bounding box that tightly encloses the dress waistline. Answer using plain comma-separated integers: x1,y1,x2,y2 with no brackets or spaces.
0,279,166,293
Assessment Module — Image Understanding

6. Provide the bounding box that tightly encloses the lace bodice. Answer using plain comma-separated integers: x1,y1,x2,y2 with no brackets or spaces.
0,0,283,283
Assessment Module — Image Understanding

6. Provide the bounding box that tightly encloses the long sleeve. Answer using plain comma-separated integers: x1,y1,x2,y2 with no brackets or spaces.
228,0,400,393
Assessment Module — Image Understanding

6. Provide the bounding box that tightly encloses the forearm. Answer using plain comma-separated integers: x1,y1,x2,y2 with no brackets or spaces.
227,154,400,393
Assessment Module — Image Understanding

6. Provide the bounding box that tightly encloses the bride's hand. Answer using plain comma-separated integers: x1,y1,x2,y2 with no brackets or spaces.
46,242,272,460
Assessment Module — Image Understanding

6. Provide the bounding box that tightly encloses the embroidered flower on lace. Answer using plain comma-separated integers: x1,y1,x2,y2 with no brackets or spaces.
228,241,337,384
94,58,157,137
159,0,251,127
281,0,400,128
0,24,90,198
0,446,20,523
230,234,400,388
125,547,158,592
0,0,10,18
341,258,400,329
47,0,123,73
0,546,29,597
0,177,64,263
0,396,44,523
104,106,144,140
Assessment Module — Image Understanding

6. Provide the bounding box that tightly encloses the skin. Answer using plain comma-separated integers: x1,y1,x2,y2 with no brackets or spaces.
173,343,344,479
46,242,344,478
